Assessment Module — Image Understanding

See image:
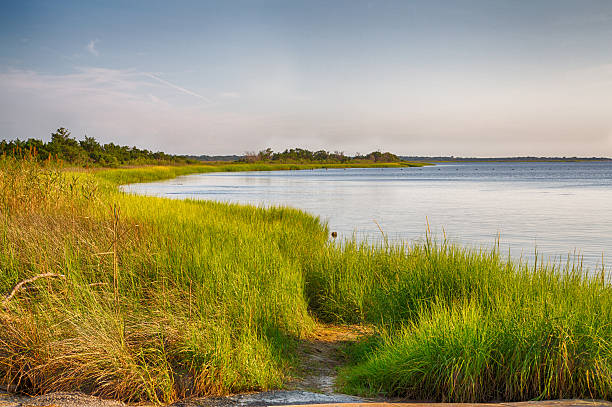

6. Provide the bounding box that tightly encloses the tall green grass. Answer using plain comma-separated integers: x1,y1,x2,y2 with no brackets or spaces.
305,239,611,401
0,158,610,404
339,296,611,402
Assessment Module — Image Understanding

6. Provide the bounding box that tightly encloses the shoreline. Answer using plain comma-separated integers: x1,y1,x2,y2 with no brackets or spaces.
93,161,428,186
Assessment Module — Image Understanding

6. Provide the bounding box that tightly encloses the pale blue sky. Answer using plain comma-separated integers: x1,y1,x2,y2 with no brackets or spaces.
1,1,612,155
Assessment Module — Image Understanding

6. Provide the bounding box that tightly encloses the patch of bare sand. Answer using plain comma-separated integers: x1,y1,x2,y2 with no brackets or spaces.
287,323,372,394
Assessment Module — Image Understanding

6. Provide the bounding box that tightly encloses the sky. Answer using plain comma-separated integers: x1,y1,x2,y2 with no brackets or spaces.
1,0,612,156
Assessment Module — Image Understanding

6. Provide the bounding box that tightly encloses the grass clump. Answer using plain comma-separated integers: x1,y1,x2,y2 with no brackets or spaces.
338,298,611,401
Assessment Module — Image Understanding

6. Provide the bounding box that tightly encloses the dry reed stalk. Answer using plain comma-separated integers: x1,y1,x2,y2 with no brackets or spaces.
373,219,385,237
110,203,120,310
2,272,66,308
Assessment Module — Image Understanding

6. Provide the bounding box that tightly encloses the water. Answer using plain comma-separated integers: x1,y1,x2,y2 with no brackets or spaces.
123,161,612,271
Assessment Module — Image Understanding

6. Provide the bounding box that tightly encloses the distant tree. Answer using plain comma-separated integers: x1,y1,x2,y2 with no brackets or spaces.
48,128,87,163
244,151,258,163
257,148,274,161
329,151,348,163
365,151,399,162
79,136,103,163
50,127,71,145
313,150,329,161
80,136,101,153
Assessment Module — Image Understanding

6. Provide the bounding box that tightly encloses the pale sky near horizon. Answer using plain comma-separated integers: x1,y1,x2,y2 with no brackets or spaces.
1,0,612,156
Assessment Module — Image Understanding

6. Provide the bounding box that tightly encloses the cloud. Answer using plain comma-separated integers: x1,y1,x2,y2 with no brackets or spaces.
144,73,211,103
219,91,241,99
86,40,99,56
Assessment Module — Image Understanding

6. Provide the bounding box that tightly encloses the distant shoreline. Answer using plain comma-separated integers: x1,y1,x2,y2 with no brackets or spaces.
94,161,429,185
401,156,612,162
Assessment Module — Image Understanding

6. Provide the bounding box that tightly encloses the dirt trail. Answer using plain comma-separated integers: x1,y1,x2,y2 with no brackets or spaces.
288,323,372,394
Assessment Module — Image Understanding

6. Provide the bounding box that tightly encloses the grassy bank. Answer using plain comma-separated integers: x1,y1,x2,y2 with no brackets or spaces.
0,158,610,404
94,161,426,185
0,158,326,403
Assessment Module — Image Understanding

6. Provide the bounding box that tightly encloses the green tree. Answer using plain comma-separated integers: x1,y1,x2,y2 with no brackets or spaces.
258,148,274,161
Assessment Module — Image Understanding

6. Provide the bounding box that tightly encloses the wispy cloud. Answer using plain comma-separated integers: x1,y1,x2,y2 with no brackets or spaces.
86,40,99,56
144,73,211,103
219,91,241,99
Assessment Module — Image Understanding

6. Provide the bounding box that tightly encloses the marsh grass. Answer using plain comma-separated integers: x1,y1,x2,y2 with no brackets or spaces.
0,158,610,403
312,239,612,401
95,161,425,185
0,157,326,402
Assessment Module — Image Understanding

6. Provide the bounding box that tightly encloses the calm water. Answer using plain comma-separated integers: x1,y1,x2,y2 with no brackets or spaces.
124,162,612,271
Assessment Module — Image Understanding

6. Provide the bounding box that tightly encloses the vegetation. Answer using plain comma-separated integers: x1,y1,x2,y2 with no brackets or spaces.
308,239,611,401
0,155,325,403
0,128,194,166
95,161,423,186
243,148,400,163
1,128,404,167
0,155,610,404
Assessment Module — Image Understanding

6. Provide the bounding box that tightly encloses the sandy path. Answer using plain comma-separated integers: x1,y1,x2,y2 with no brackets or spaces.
288,323,372,394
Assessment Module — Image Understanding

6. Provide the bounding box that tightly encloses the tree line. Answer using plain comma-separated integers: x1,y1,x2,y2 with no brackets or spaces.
1,128,191,166
243,148,400,163
1,128,402,166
